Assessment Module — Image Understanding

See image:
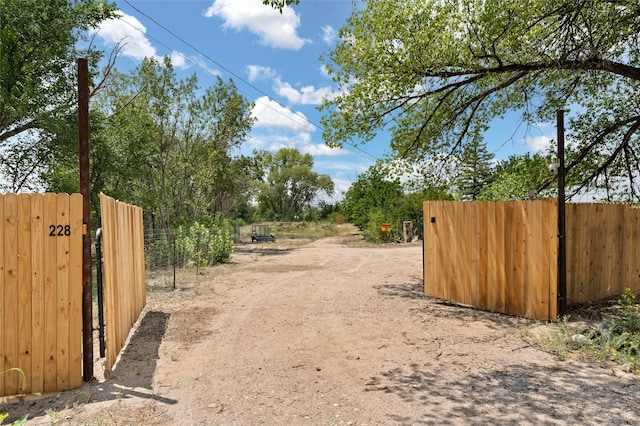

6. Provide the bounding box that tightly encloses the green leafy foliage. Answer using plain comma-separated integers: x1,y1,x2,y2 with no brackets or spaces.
455,137,495,200
341,164,453,242
480,152,555,200
341,166,404,230
174,223,234,268
0,368,27,425
212,230,234,263
262,0,299,12
541,288,640,373
618,288,640,334
0,0,116,192
43,57,255,230
0,413,28,425
321,0,640,201
255,148,334,221
0,0,116,144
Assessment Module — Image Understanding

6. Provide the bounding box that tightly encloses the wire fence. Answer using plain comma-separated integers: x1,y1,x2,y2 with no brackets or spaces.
143,224,241,290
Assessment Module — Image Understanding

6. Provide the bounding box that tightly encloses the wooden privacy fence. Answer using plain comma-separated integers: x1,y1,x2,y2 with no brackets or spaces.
99,193,146,376
0,193,83,397
423,200,640,321
566,203,640,303
424,200,558,321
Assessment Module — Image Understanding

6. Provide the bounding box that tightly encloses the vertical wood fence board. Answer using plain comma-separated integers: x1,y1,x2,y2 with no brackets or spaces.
605,205,619,297
423,201,436,297
546,200,558,321
566,204,578,302
477,202,495,309
444,202,458,301
0,196,5,393
440,201,451,300
17,194,32,393
68,194,83,389
43,194,59,392
544,199,558,321
614,205,626,297
4,193,19,395
621,205,633,294
494,202,507,313
455,202,468,304
431,201,444,298
30,195,45,394
503,202,516,315
595,205,608,300
510,201,525,317
477,202,488,310
100,194,116,375
632,208,640,294
468,203,481,307
55,194,70,390
524,201,540,319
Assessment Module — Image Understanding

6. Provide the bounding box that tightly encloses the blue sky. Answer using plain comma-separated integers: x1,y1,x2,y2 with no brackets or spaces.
89,0,554,201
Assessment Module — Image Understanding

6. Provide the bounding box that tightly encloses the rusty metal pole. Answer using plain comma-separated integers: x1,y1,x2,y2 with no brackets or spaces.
557,109,567,318
78,58,94,381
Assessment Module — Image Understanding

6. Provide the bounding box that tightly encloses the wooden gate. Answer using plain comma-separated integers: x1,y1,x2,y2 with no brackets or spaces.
99,193,146,376
423,200,558,321
0,193,83,397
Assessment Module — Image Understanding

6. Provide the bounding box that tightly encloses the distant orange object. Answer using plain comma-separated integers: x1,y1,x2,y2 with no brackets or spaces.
381,223,391,232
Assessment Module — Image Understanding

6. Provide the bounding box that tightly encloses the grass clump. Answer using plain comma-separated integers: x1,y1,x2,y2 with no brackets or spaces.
541,288,640,373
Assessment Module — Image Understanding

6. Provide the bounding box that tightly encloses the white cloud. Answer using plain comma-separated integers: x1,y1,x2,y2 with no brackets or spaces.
302,144,344,157
315,160,371,174
247,133,344,158
204,0,309,50
524,135,553,152
92,11,213,74
274,79,336,105
319,64,331,78
246,65,278,82
321,25,337,45
251,96,316,132
91,11,159,61
169,51,188,69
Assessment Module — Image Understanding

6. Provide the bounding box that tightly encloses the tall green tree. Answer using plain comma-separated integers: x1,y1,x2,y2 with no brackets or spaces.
46,57,255,230
480,152,554,201
107,58,253,229
341,165,404,229
255,148,334,221
341,164,452,240
455,137,495,200
0,0,115,145
321,0,640,201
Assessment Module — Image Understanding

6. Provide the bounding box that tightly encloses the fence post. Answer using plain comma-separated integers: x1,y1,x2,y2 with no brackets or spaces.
78,58,93,381
557,109,567,318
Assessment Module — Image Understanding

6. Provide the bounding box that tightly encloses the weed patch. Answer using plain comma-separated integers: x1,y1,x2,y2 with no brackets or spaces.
540,288,640,373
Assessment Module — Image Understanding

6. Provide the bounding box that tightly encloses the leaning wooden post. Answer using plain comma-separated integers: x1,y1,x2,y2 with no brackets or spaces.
78,58,94,381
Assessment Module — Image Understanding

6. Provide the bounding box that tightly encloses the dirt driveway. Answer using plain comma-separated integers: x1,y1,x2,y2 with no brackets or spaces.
6,232,640,425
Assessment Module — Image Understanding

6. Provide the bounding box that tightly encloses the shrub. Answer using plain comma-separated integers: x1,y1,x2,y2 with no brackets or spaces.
211,230,233,263
176,222,233,268
618,288,640,334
